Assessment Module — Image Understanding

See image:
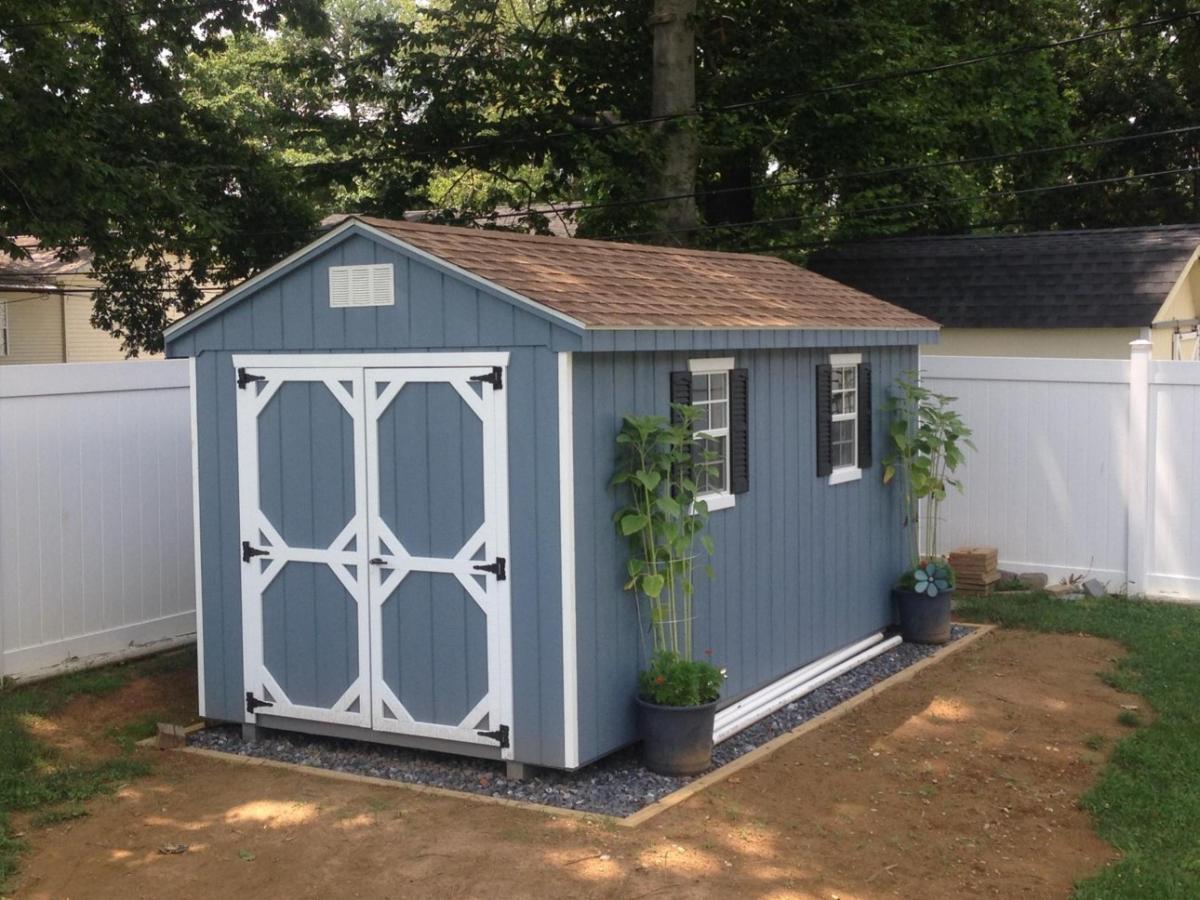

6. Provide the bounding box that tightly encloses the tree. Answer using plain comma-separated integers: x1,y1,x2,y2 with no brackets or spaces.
0,0,326,354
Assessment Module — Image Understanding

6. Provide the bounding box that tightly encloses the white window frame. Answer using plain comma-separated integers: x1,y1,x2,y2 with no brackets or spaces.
828,352,863,486
0,301,9,357
688,356,736,512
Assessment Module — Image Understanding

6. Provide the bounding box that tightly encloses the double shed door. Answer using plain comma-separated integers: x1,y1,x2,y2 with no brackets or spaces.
234,354,513,756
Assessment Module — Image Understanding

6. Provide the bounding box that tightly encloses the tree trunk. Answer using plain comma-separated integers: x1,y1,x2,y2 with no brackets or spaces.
649,0,699,244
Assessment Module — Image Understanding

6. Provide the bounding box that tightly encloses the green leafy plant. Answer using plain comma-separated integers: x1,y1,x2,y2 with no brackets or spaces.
896,559,956,596
882,372,975,566
639,650,724,707
613,405,722,705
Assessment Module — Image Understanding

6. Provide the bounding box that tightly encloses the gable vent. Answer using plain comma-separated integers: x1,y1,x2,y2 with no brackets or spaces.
329,264,395,308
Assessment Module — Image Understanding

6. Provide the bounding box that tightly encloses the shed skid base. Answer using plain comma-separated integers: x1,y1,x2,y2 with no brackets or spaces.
242,723,262,744
505,761,531,781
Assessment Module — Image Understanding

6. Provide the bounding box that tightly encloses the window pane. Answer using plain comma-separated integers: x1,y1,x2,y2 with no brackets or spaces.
692,373,710,403
708,398,728,429
831,419,856,468
697,435,727,494
842,366,856,390
831,367,844,391
844,388,856,414
832,390,848,415
708,372,728,401
693,404,710,431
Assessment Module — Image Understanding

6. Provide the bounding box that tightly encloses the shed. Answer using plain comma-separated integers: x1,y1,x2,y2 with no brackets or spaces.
164,215,937,774
808,225,1200,360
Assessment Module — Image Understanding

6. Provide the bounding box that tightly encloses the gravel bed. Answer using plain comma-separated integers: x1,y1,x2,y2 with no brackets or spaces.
190,625,974,817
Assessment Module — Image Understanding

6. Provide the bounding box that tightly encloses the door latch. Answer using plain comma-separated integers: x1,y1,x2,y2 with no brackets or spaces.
472,557,506,581
242,541,270,563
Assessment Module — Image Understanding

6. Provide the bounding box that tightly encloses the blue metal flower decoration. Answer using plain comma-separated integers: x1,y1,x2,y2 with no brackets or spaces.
913,562,951,597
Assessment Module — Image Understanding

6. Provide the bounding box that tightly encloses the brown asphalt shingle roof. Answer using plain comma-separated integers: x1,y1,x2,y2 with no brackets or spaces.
808,225,1200,329
344,215,935,330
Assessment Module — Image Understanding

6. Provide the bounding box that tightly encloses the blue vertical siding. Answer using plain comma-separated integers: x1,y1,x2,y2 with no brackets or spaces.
170,232,570,768
571,346,916,765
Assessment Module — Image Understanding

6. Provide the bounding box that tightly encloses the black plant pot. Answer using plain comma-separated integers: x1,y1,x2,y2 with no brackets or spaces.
894,588,954,644
636,696,718,776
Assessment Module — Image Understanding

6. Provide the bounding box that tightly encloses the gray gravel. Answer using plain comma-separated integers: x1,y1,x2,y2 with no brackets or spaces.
190,625,974,817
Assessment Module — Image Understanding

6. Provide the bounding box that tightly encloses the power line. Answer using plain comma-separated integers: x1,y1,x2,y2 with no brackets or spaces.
480,123,1200,222
297,9,1200,164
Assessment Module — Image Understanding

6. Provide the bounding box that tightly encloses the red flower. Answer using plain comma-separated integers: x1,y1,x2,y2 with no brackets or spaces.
654,675,666,685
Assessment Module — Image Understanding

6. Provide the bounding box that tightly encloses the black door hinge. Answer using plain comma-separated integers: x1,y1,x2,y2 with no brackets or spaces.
473,557,506,581
246,692,274,714
477,723,509,748
242,541,270,563
469,366,503,390
237,368,266,390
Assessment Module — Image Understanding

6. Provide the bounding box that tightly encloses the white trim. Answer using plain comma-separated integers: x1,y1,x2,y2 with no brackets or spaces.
827,466,863,486
688,356,736,511
231,352,510,370
829,352,862,366
713,633,899,743
558,352,579,768
165,219,360,339
688,356,735,373
166,218,588,342
189,357,206,718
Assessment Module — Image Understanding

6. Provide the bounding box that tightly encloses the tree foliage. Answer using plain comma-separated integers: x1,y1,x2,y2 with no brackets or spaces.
5,1,1200,353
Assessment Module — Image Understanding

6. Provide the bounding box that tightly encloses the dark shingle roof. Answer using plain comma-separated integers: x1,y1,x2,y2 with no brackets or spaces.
807,225,1200,328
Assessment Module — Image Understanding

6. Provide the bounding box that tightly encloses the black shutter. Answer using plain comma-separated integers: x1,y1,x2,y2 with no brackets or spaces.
729,368,749,494
669,370,693,419
669,371,695,488
856,363,872,469
815,364,832,476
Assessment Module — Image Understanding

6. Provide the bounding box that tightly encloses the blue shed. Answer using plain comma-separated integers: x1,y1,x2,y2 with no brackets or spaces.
164,215,937,775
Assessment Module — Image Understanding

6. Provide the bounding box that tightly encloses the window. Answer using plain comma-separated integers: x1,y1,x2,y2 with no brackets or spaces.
670,357,748,512
830,361,858,471
817,353,872,485
0,301,8,357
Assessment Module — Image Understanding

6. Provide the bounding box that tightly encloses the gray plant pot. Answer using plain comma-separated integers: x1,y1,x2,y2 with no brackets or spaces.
636,696,718,776
894,588,954,644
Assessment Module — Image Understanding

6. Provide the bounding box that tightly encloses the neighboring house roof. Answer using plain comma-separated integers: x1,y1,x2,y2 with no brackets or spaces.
0,236,93,288
807,224,1200,329
317,214,936,330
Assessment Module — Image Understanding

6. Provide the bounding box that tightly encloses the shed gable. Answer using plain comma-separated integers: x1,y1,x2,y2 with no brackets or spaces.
165,226,584,357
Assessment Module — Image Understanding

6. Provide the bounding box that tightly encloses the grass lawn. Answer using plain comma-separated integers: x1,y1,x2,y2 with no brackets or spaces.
0,648,196,886
958,591,1200,899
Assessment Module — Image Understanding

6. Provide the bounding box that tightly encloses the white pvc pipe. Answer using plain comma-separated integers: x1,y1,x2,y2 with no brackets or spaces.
713,632,884,736
713,634,903,743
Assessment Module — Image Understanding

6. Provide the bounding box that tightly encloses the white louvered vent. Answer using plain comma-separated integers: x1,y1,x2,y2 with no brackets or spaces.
329,264,395,308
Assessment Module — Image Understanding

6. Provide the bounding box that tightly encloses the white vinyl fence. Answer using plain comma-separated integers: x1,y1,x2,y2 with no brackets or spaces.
0,360,195,679
925,343,1200,601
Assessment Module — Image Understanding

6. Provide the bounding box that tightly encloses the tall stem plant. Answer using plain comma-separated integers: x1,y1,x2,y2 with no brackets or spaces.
882,372,975,565
613,405,715,662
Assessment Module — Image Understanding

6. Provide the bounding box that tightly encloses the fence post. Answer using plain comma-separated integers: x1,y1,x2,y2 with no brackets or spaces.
1126,339,1152,594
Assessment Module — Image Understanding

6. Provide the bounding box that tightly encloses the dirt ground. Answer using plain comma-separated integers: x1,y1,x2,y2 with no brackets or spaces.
10,629,1139,899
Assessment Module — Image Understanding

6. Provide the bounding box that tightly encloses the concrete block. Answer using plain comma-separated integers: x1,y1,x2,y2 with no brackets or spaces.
157,722,187,749
1082,579,1107,598
1017,572,1049,590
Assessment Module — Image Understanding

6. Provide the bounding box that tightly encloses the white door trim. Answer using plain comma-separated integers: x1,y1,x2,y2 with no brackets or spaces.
363,365,513,756
236,365,373,729
233,352,510,370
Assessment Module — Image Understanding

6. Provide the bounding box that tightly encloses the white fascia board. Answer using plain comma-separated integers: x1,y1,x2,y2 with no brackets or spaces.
163,219,360,342
230,351,511,369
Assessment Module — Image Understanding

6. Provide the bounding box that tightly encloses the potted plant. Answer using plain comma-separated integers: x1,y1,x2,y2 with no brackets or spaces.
613,406,723,775
882,374,974,644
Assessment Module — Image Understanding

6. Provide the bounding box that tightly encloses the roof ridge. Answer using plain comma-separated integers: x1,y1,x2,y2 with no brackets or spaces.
349,214,792,265
815,222,1200,251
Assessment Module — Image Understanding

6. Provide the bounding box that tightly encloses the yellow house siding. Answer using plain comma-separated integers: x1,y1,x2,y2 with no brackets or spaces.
62,294,136,361
0,291,66,365
923,327,1147,359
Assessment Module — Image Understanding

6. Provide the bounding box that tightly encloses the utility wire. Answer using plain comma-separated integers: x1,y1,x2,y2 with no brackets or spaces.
605,166,1200,243
295,9,1200,163
480,123,1200,222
